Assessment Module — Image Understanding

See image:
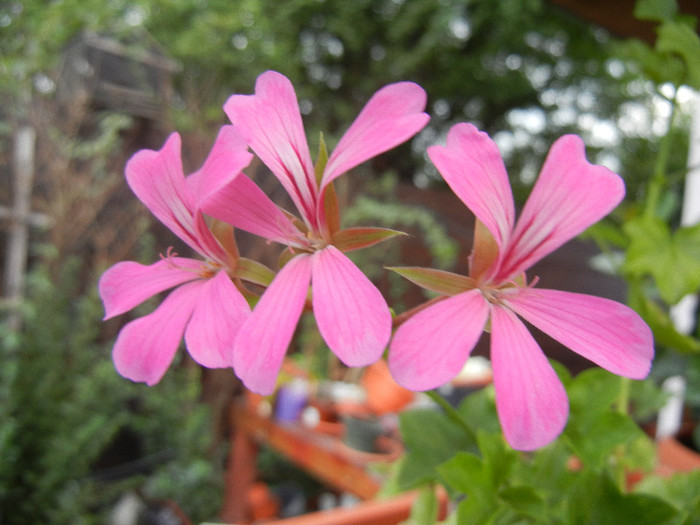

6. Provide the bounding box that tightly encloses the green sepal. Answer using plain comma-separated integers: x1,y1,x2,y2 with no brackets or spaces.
322,180,341,236
469,219,499,281
314,133,341,236
388,266,476,296
314,132,328,186
332,227,407,253
235,257,276,287
277,247,297,269
281,208,308,236
210,219,239,262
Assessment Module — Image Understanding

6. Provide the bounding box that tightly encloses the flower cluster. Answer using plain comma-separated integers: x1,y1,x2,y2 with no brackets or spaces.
99,71,653,449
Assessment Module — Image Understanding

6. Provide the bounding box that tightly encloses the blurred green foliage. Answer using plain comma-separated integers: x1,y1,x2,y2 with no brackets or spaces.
2,0,688,198
0,259,224,524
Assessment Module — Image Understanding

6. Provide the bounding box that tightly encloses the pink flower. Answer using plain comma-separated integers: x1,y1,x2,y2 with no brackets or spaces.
98,127,253,385
388,123,654,450
201,71,430,394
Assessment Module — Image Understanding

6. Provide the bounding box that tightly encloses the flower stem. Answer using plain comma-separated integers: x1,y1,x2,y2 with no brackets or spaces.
644,88,679,219
426,389,477,443
616,376,631,415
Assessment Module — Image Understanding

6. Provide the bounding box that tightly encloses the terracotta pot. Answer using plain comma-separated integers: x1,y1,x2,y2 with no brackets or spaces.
247,481,280,521
361,361,414,415
656,436,700,476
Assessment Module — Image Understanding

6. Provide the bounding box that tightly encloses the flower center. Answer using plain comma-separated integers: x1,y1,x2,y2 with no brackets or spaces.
479,274,538,305
160,247,222,279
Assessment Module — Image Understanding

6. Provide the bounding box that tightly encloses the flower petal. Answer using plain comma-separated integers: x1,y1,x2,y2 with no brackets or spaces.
99,258,203,320
112,281,199,385
490,305,569,451
504,288,653,379
500,135,625,278
389,289,489,391
202,173,304,247
323,82,429,188
185,270,251,368
427,123,515,250
224,71,317,223
233,254,312,394
125,133,202,253
311,246,391,367
186,125,253,207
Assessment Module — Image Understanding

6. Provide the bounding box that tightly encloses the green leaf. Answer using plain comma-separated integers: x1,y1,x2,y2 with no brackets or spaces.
567,368,622,422
389,266,476,296
397,409,476,490
635,470,700,523
565,410,648,469
397,407,477,490
656,21,700,89
437,451,493,498
498,485,548,520
584,473,679,525
475,429,517,488
235,257,276,287
622,38,687,86
456,385,501,435
331,227,407,252
623,216,700,304
634,0,678,22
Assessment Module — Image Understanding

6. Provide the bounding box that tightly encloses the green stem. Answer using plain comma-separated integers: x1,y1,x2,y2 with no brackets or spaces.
614,376,632,491
616,376,631,416
644,88,679,219
426,389,477,442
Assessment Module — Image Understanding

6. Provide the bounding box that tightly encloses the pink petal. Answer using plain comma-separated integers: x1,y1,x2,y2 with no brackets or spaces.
427,123,515,249
490,305,569,451
389,290,489,391
322,82,429,188
185,270,251,368
311,246,391,367
186,127,253,261
186,125,253,207
202,173,305,247
233,254,312,394
125,133,202,254
99,258,203,320
112,281,199,385
224,71,317,224
504,288,653,379
500,135,625,279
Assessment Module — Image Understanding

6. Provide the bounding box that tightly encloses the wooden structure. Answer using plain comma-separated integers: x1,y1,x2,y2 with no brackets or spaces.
221,399,403,523
549,0,700,43
58,32,180,120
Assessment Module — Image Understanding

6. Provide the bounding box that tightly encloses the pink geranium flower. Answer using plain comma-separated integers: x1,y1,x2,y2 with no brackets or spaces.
388,123,654,450
201,71,429,394
99,126,253,385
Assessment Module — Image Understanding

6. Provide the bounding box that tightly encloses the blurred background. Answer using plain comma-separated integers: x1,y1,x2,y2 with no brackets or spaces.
0,0,698,523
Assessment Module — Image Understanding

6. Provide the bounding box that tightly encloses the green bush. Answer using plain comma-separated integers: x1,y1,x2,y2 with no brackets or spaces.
0,259,224,524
